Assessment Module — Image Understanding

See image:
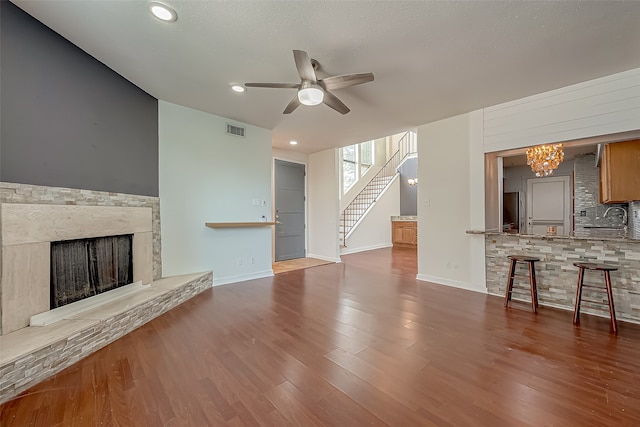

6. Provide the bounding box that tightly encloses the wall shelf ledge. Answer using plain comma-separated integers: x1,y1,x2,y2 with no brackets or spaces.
205,222,275,228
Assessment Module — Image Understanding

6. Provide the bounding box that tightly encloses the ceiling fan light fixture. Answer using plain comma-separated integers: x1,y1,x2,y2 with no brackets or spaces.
298,83,324,106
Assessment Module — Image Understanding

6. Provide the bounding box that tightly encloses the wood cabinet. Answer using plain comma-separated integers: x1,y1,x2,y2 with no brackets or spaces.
392,221,417,247
600,139,640,203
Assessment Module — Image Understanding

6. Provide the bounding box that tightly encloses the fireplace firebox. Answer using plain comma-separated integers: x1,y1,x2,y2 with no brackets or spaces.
50,234,133,308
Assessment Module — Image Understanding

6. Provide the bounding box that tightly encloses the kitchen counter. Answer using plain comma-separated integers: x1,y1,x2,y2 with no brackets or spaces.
466,229,639,243
479,231,640,324
391,215,417,222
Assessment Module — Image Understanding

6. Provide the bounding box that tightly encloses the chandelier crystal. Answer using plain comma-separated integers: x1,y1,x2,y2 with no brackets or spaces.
526,144,564,177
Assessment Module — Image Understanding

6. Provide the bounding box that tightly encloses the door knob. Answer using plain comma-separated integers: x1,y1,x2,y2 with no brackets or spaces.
276,221,282,225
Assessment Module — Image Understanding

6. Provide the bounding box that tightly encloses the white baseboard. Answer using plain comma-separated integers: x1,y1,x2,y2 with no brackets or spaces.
341,243,392,255
307,253,342,263
416,274,487,294
213,270,274,286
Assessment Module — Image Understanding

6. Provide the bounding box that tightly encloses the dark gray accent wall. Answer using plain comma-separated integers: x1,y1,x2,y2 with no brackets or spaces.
0,0,158,196
398,157,417,216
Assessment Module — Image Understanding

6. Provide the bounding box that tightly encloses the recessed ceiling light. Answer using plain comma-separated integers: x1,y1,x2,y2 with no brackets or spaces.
290,141,298,145
231,85,246,93
149,2,177,22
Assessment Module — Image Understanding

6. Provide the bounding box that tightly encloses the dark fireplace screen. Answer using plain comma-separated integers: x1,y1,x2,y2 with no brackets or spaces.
50,234,133,308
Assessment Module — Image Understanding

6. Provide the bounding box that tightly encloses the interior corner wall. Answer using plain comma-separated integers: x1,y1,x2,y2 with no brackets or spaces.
308,149,340,262
159,101,273,285
0,0,158,196
417,112,486,293
342,176,400,254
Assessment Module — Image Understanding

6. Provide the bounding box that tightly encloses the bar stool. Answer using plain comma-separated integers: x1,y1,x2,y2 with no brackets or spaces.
573,262,618,333
504,255,540,313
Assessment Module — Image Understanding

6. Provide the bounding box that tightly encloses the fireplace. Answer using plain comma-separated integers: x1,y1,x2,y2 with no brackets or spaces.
0,203,153,334
50,234,134,308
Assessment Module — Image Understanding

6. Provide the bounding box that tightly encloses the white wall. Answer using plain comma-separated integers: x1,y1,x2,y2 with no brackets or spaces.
308,148,341,262
159,101,273,285
484,68,640,152
417,112,486,293
415,68,640,296
341,176,400,254
272,148,308,165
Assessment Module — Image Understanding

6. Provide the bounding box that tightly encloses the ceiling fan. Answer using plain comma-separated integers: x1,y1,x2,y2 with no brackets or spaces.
245,50,374,115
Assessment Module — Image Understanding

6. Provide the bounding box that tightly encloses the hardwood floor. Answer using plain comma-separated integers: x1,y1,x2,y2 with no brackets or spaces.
3,247,640,426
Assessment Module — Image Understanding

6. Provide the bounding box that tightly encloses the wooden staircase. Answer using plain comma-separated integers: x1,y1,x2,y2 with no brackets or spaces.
340,131,416,246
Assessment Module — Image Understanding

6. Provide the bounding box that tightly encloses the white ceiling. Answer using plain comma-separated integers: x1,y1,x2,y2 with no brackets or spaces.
12,1,640,154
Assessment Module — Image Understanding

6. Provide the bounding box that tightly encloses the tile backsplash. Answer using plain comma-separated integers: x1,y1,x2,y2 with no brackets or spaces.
629,201,640,239
573,154,628,236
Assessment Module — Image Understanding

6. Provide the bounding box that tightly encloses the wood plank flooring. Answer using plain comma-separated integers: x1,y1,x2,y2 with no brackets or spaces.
2,247,640,426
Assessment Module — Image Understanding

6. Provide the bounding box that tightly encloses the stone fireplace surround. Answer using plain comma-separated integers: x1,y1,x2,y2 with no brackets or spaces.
1,203,154,334
0,183,213,404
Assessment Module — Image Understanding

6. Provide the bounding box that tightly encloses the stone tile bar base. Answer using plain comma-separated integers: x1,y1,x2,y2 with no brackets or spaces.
485,234,640,323
0,271,212,404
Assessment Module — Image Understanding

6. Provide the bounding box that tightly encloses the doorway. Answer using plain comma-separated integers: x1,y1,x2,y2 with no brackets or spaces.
274,159,306,261
526,176,571,235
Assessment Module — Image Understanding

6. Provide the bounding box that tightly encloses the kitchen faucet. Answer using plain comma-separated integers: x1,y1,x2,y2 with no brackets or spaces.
603,206,628,229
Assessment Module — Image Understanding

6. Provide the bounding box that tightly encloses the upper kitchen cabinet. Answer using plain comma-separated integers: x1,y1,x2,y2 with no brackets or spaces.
600,139,640,203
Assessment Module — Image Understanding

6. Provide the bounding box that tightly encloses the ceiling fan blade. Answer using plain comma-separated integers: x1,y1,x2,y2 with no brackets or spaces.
323,91,350,115
283,95,301,114
321,73,374,91
293,50,317,82
245,82,300,89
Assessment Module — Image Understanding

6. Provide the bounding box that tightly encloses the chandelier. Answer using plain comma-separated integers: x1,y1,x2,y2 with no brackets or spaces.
526,144,564,177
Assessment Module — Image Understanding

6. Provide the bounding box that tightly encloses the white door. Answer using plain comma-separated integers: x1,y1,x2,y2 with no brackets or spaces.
526,176,571,235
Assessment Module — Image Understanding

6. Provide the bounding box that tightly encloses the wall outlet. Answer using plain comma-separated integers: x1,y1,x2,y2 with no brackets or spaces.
250,257,255,264
237,257,243,265
580,210,587,217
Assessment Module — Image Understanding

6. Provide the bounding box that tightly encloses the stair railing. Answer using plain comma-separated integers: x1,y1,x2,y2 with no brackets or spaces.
340,131,416,243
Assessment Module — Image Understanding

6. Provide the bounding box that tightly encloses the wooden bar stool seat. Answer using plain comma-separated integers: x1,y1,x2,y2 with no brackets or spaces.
504,255,540,313
573,262,619,333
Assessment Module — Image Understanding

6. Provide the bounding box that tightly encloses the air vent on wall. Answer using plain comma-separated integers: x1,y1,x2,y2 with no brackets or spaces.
226,123,245,137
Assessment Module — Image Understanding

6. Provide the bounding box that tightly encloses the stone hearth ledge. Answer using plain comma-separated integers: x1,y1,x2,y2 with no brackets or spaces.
0,271,212,404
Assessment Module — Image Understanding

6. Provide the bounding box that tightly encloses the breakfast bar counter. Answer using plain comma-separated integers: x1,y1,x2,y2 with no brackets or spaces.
469,230,640,323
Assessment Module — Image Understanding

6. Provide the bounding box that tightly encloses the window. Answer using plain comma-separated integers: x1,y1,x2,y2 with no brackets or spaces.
342,140,374,193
